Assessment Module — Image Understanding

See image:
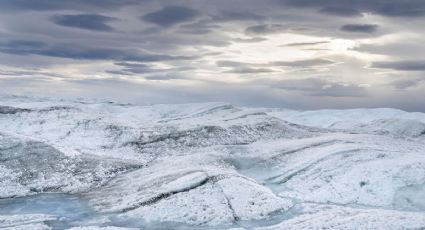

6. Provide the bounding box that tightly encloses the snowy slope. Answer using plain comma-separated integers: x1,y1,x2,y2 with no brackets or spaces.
0,95,424,229
268,108,425,137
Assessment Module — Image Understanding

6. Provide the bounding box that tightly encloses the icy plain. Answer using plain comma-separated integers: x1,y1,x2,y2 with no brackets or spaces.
0,95,424,229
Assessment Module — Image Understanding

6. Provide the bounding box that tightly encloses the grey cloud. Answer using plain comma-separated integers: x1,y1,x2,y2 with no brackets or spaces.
0,40,197,62
0,40,48,55
177,28,212,35
216,60,276,74
144,74,185,81
245,24,287,35
111,62,165,75
0,42,121,59
390,78,424,89
201,52,223,57
318,7,362,17
374,1,425,17
216,60,261,67
114,62,151,68
105,70,135,76
280,0,425,17
0,0,424,112
354,42,425,59
217,58,335,69
109,62,197,76
283,41,329,47
113,67,155,75
124,53,197,63
270,78,368,97
303,48,331,51
233,37,267,43
371,61,425,71
212,11,266,21
0,69,35,76
224,67,277,74
309,85,368,97
177,19,221,34
0,69,60,77
340,24,378,33
51,14,118,31
0,0,141,11
271,59,336,67
2,40,47,50
142,6,201,27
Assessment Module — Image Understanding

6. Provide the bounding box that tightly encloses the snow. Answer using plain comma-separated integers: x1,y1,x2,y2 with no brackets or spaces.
216,177,293,220
0,132,138,198
268,107,425,137
1,95,425,229
0,214,55,229
67,227,137,230
256,203,425,230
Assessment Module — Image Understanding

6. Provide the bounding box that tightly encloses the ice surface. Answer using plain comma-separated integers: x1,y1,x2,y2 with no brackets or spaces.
1,95,425,229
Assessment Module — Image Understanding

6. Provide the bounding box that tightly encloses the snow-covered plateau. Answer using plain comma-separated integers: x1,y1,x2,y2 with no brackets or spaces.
0,95,424,229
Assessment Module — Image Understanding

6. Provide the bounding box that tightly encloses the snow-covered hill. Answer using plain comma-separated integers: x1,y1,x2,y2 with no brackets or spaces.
0,95,424,229
268,108,425,137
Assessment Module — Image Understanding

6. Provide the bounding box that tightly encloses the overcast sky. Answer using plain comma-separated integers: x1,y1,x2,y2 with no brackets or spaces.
0,0,425,111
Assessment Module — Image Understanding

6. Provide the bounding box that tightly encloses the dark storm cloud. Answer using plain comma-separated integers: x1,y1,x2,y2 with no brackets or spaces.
0,0,141,11
51,14,118,31
371,61,425,71
340,24,378,33
142,6,201,27
212,11,266,21
0,40,196,62
280,0,425,17
318,7,362,17
245,24,287,35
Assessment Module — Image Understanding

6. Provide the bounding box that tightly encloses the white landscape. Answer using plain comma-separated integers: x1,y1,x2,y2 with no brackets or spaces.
0,95,424,230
